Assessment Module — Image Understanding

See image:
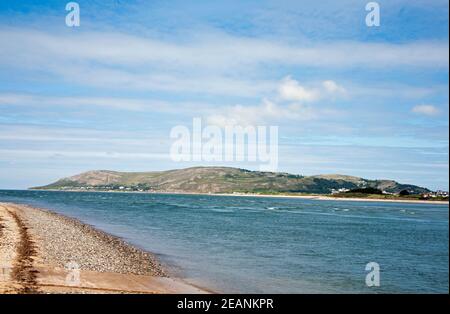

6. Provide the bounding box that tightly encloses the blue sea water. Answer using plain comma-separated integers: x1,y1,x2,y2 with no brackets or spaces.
0,190,448,293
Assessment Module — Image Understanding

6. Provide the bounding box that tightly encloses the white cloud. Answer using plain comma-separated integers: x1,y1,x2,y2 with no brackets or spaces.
205,77,348,126
0,148,169,160
2,28,448,70
0,93,152,111
323,80,346,95
278,77,319,102
207,99,318,126
278,77,346,102
0,28,448,97
0,76,346,121
412,104,440,116
0,93,214,114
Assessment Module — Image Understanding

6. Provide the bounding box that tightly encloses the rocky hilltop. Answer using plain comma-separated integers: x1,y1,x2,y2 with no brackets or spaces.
31,167,430,195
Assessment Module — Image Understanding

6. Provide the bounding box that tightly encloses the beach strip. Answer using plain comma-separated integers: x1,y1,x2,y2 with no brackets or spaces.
0,202,207,294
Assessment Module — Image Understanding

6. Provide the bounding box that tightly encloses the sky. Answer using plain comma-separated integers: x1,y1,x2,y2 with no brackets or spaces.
0,0,448,190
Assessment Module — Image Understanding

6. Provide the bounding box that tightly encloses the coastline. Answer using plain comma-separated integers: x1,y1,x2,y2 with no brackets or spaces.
0,202,208,294
27,188,449,206
216,193,450,205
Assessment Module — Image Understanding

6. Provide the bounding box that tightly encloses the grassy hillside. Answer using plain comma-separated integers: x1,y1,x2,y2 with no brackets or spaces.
31,167,430,195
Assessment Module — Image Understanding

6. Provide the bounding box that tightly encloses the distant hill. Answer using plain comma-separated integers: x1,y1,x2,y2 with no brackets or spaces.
30,167,430,195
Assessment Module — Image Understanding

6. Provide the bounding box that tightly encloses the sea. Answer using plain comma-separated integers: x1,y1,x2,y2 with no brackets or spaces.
0,189,448,293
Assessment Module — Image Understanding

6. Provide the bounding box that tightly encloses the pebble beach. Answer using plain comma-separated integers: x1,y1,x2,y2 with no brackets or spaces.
0,202,205,294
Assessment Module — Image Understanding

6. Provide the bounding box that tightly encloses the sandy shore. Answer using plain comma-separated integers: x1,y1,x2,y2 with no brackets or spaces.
229,194,450,205
39,189,449,205
0,202,207,294
159,191,449,205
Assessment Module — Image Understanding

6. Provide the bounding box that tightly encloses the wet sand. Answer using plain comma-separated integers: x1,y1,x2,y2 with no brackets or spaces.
0,202,207,294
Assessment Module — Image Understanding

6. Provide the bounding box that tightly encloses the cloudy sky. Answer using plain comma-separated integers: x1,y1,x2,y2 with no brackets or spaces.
0,0,448,190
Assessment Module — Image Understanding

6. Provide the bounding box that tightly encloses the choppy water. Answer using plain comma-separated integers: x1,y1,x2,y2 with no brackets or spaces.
0,190,448,293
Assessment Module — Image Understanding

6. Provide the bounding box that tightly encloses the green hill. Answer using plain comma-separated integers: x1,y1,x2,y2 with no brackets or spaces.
30,167,430,195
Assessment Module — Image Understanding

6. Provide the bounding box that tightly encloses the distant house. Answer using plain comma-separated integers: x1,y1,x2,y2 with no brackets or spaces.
422,190,449,198
330,188,350,194
436,190,449,197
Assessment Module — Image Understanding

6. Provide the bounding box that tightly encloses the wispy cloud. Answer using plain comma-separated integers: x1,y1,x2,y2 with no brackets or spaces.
278,77,346,102
2,28,448,68
412,104,441,116
0,93,159,111
278,77,320,102
206,77,345,126
206,99,319,126
0,28,448,97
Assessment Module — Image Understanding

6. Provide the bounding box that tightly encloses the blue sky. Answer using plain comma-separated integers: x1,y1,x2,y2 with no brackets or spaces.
0,0,448,190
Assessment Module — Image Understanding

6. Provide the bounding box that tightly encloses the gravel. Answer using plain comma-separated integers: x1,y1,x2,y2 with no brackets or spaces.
12,204,166,277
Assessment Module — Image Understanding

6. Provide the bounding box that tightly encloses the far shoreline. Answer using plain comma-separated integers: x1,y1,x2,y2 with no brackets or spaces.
16,188,450,206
